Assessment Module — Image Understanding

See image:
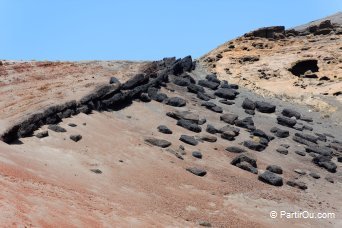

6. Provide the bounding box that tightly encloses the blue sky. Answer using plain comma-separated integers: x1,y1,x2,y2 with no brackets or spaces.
0,0,341,61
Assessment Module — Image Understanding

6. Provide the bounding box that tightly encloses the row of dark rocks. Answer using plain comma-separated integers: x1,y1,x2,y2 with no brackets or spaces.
1,56,196,143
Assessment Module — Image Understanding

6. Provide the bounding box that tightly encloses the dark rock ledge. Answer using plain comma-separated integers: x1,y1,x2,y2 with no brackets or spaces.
1,56,195,143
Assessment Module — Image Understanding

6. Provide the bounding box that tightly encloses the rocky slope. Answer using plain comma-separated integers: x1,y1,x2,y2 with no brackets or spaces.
0,15,341,227
200,15,342,122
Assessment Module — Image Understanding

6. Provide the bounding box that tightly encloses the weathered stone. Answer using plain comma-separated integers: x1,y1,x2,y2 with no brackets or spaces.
255,101,276,113
258,171,283,186
180,135,198,146
266,165,283,174
70,134,82,142
186,167,207,176
145,137,171,148
157,125,172,134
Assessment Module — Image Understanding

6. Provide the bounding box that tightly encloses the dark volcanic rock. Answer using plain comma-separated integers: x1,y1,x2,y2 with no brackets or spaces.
70,134,82,142
292,135,316,147
245,26,285,39
220,113,238,125
312,155,337,173
68,123,77,127
252,129,272,141
192,151,203,159
258,171,283,186
140,93,151,102
306,146,333,156
219,100,235,105
286,180,307,190
214,88,237,100
122,73,149,90
277,116,297,127
235,117,255,130
210,106,223,113
206,124,221,134
255,101,276,113
236,162,258,174
243,140,266,151
221,131,237,141
166,97,186,107
186,167,207,177
282,108,301,119
145,137,171,148
198,80,220,90
206,74,221,84
177,119,202,133
154,93,168,102
270,127,289,138
309,172,320,179
166,111,199,123
294,133,318,144
180,135,198,146
295,151,306,156
48,125,67,133
187,83,205,94
172,77,191,87
109,77,120,84
266,165,283,174
36,131,49,139
157,125,172,134
231,154,257,168
245,109,255,115
276,147,288,155
201,135,217,142
242,98,256,110
226,146,245,153
197,92,211,101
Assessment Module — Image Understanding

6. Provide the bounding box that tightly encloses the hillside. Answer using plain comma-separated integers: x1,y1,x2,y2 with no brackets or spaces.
0,14,341,227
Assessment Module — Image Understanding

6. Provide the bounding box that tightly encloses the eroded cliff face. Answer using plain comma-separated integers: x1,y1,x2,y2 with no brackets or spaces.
200,19,342,118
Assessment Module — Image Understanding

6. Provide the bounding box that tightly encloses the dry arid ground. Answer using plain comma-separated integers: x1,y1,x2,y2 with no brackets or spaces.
0,14,341,228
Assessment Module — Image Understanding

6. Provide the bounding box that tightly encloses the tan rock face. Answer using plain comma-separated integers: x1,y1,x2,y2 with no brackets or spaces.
199,33,342,115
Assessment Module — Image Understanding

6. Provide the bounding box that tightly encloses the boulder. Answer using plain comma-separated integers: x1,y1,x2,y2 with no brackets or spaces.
36,131,49,139
294,132,318,143
243,140,266,151
206,124,221,134
186,167,207,177
214,88,237,100
70,134,82,142
145,137,171,148
121,74,149,90
282,108,301,119
192,151,203,159
244,26,285,39
236,162,258,174
312,155,337,173
201,135,217,143
157,125,172,134
309,172,320,179
206,74,220,83
266,165,283,174
177,119,202,133
198,80,220,90
286,180,307,190
172,77,191,87
276,147,288,155
255,101,276,113
220,113,239,125
219,100,235,105
226,146,245,153
166,97,186,107
166,111,199,123
242,98,256,110
277,116,297,127
270,127,289,138
197,92,211,101
180,135,198,146
140,93,151,102
231,154,257,168
187,84,205,94
48,125,67,133
210,105,223,113
109,77,120,84
235,117,255,130
258,171,283,186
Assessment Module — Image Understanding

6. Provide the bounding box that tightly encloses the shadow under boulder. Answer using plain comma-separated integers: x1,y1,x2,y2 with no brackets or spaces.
289,59,319,77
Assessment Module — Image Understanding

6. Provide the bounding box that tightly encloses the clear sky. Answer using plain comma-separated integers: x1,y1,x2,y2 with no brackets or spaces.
1,0,341,61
